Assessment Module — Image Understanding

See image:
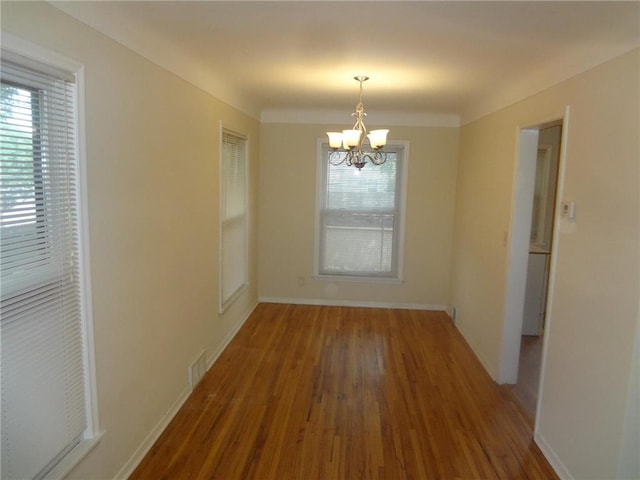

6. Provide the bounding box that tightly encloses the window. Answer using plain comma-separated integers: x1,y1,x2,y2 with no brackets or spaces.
1,51,97,479
316,143,407,279
220,129,248,310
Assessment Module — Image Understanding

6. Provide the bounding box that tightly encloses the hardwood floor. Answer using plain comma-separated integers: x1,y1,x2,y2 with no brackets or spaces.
130,304,558,479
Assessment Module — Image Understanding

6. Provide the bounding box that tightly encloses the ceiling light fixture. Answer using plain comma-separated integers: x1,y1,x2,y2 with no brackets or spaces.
326,76,389,170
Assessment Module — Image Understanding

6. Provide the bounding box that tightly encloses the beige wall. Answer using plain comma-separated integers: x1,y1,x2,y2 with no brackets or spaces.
2,2,260,478
259,123,458,309
451,49,639,478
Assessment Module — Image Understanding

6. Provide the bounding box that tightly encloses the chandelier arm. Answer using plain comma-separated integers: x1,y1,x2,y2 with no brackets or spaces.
328,149,347,166
369,150,387,165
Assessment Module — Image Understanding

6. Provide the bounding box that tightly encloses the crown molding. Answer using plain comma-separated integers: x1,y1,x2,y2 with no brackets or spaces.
261,109,460,128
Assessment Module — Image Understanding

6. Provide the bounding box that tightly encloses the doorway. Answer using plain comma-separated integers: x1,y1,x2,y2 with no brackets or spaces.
499,111,569,424
513,124,562,420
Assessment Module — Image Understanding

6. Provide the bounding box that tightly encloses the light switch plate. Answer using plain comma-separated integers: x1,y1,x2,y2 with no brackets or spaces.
561,200,576,220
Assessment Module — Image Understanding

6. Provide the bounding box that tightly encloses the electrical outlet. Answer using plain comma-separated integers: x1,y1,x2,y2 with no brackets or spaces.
297,276,305,287
451,307,457,322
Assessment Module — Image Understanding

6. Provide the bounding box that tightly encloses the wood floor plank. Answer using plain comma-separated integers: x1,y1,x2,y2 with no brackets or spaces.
129,304,558,480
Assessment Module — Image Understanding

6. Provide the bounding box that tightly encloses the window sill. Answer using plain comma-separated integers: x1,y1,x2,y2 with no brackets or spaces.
43,432,104,480
220,283,249,314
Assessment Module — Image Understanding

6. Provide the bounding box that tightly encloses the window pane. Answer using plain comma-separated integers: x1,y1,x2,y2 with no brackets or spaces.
0,84,50,289
221,217,246,302
0,84,39,228
322,211,394,274
327,154,397,210
222,134,246,220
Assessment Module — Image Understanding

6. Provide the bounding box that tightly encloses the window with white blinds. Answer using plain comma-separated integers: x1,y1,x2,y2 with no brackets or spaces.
317,144,406,279
1,54,93,479
220,130,248,310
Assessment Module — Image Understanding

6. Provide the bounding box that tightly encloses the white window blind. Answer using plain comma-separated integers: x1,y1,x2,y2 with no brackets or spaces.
220,130,247,309
1,57,87,480
318,145,405,278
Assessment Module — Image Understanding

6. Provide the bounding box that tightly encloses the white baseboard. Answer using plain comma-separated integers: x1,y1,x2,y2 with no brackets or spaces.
114,300,258,479
206,300,258,369
114,386,191,479
535,432,573,480
454,321,498,381
259,296,447,312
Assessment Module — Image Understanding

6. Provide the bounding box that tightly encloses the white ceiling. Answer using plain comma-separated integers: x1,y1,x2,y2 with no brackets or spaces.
51,1,640,125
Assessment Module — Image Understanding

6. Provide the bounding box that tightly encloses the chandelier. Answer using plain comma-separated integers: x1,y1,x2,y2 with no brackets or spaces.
326,76,389,170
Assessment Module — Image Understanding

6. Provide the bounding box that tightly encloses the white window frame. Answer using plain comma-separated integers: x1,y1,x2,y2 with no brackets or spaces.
1,34,101,480
314,139,409,283
219,125,248,312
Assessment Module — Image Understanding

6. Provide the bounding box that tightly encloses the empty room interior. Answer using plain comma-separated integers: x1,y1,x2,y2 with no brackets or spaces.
1,1,639,479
